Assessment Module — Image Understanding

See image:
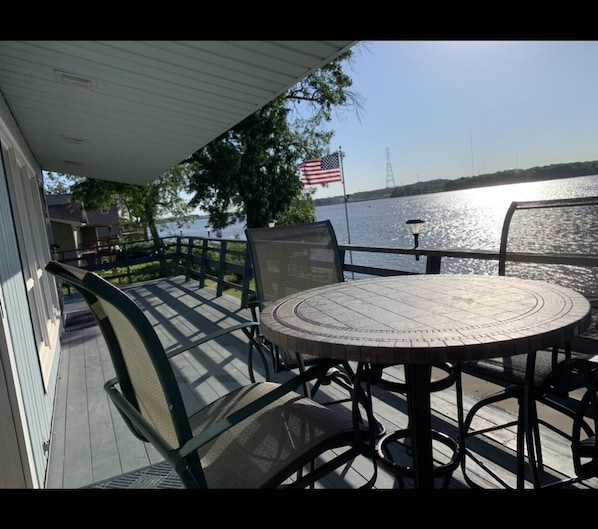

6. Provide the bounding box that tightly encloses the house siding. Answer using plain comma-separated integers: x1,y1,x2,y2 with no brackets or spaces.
0,91,60,487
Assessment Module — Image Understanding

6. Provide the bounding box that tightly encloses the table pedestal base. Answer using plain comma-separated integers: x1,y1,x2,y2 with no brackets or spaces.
377,428,461,488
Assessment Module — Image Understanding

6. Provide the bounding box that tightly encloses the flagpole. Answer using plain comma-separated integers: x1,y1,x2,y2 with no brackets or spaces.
338,148,354,279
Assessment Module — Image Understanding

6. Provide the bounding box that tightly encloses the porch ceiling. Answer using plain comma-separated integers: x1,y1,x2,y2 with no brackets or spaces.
0,41,356,186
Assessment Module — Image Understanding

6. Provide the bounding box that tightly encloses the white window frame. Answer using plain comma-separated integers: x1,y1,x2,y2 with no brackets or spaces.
1,138,60,389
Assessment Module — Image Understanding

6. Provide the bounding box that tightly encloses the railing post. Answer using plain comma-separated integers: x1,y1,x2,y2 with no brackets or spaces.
425,256,442,274
175,236,183,275
339,249,347,279
241,244,253,308
185,237,194,281
121,242,133,284
199,238,209,288
216,241,227,297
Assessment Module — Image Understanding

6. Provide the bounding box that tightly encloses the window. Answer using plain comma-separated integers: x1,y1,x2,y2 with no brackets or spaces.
1,139,60,389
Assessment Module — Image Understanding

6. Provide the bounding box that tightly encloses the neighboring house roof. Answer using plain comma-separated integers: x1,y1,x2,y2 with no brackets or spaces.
47,194,88,226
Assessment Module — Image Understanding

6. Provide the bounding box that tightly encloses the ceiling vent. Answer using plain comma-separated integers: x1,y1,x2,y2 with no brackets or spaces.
61,135,88,145
54,70,94,90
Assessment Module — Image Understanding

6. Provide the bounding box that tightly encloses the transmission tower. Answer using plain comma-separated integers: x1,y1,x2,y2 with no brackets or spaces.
386,148,396,187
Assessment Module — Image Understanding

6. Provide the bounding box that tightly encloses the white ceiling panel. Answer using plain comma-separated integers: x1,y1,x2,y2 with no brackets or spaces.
0,40,356,185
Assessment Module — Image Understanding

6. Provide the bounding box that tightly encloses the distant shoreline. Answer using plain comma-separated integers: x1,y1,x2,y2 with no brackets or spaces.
314,161,598,206
161,161,598,223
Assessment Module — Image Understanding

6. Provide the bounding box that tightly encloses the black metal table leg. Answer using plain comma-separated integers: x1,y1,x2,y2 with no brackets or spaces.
405,363,435,488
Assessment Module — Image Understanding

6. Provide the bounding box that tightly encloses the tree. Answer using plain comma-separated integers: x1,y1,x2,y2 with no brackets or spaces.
44,171,73,194
275,187,317,226
184,48,364,229
54,166,194,246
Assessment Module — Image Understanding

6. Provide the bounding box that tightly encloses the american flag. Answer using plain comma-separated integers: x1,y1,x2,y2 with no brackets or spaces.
299,152,343,185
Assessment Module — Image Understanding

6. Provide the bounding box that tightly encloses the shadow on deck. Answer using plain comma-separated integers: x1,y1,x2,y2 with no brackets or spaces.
46,275,598,491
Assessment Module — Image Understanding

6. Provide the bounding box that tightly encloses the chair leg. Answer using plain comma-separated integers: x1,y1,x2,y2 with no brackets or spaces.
460,385,522,489
516,394,527,489
454,363,467,487
530,400,544,471
245,326,271,382
247,338,255,383
294,352,313,399
515,390,543,488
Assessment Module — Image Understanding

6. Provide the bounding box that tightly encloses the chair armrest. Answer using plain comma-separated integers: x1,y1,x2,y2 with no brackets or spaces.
178,360,342,458
104,373,315,461
246,299,261,309
552,357,598,393
106,360,364,462
165,321,260,359
246,298,272,323
246,299,260,323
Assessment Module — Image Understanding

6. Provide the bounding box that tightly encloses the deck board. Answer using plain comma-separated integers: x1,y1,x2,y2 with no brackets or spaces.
46,274,598,490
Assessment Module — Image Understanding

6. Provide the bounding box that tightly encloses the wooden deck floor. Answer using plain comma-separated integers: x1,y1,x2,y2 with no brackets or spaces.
45,274,598,490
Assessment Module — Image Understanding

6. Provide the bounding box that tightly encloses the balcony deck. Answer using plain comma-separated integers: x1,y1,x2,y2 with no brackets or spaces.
45,274,598,490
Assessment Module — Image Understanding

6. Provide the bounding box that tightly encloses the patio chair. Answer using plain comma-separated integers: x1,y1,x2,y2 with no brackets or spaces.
245,219,457,454
459,196,598,489
550,355,598,482
244,220,356,404
45,260,378,489
460,348,596,488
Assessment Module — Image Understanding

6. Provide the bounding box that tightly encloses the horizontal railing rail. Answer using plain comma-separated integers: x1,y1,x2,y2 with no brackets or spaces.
339,244,500,276
52,236,598,309
52,236,251,303
340,244,598,275
51,197,598,308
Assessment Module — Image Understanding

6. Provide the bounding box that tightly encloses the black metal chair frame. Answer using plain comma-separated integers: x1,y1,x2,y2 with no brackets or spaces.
245,220,356,404
545,356,598,481
46,260,378,489
459,196,598,489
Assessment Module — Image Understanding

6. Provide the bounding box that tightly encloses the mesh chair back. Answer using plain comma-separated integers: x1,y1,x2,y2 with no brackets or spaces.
499,196,598,300
45,261,193,452
246,220,345,305
468,196,598,383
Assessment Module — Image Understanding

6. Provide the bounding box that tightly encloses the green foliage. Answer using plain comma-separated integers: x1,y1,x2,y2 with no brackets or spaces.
275,187,317,226
184,49,363,229
49,167,194,246
44,171,75,194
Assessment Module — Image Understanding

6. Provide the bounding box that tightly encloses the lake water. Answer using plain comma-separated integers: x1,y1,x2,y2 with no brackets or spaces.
160,174,598,284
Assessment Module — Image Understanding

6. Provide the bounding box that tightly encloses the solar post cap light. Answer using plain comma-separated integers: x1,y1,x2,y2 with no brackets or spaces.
406,219,425,260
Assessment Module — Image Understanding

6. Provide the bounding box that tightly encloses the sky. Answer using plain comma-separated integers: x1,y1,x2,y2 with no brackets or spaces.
311,40,598,199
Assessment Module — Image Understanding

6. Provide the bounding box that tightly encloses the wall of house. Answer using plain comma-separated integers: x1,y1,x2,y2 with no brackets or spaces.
0,92,61,487
50,222,85,266
50,222,77,255
86,206,121,238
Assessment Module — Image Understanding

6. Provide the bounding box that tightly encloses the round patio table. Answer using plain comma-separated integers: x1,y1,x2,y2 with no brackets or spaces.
258,274,592,488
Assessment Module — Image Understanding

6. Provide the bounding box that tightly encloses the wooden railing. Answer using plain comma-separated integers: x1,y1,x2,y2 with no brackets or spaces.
51,197,598,308
53,235,252,302
52,235,598,309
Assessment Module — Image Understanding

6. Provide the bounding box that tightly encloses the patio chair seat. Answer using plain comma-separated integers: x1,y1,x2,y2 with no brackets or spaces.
189,382,361,488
